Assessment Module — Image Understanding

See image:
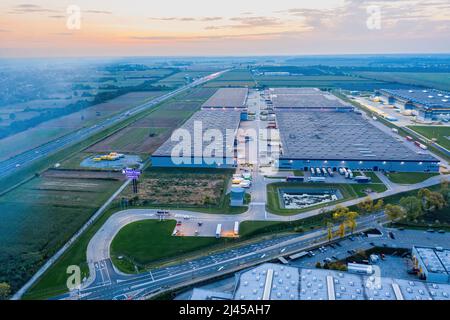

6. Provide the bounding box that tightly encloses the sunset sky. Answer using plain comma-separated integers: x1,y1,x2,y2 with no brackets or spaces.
1,0,449,57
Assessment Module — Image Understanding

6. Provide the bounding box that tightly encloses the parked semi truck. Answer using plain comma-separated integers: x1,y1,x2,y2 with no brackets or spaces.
307,177,326,183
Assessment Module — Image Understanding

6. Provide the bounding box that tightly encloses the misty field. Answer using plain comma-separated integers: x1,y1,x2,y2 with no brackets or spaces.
86,87,217,155
0,91,167,161
0,171,123,294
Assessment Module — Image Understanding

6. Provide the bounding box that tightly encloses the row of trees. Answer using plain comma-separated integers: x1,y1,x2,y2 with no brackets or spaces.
385,184,448,222
325,182,449,241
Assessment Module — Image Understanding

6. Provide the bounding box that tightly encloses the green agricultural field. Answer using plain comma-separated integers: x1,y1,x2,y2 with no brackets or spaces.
385,172,440,184
0,91,169,162
355,72,450,91
111,220,228,273
254,75,384,89
86,87,217,156
158,71,212,87
407,126,450,150
204,69,256,88
0,173,123,294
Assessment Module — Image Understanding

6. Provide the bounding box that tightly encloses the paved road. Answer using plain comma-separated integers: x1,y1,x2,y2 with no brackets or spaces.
0,70,227,180
58,213,387,300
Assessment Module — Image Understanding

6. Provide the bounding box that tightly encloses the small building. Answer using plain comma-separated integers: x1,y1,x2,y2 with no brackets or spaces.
348,263,374,275
412,246,450,283
230,187,245,206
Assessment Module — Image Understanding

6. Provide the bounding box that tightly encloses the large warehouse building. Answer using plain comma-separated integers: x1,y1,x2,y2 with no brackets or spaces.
276,111,439,172
151,109,241,168
201,88,248,110
268,87,354,112
378,88,450,121
231,263,450,300
152,88,250,168
270,88,439,172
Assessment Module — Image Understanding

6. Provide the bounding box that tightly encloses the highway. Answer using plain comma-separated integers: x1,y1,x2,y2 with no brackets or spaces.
0,70,227,180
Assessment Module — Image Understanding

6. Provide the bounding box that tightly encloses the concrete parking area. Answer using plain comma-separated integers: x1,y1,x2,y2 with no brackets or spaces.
172,218,237,238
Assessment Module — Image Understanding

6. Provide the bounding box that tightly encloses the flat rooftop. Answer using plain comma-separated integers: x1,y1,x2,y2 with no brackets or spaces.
234,263,299,300
276,111,436,161
380,89,450,109
233,263,450,300
269,87,352,110
414,246,450,275
202,88,248,108
152,110,241,157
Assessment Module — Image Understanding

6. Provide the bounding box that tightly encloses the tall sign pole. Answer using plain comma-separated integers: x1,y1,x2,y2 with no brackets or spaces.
122,168,141,194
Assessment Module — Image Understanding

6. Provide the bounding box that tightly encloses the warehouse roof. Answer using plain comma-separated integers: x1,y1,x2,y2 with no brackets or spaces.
276,111,436,161
202,88,248,108
234,263,299,300
232,263,450,300
152,110,241,157
269,87,321,95
269,87,352,110
380,89,450,109
414,246,450,275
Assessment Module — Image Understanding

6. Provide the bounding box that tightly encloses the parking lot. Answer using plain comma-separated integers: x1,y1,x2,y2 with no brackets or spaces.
171,216,237,238
286,227,449,281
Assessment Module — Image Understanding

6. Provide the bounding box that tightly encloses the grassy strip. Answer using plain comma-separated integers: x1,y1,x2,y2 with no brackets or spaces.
350,183,388,197
406,126,450,150
385,172,440,184
111,220,228,273
363,171,382,183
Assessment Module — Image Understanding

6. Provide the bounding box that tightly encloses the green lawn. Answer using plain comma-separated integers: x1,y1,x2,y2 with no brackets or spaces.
363,172,382,183
407,126,450,150
386,172,440,184
350,183,387,197
110,220,228,273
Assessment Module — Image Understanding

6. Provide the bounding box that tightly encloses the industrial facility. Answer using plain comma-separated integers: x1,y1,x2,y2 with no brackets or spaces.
152,87,439,172
231,263,450,300
268,87,354,112
151,109,241,168
201,88,249,110
378,88,450,121
412,246,450,284
264,87,440,172
276,111,439,172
